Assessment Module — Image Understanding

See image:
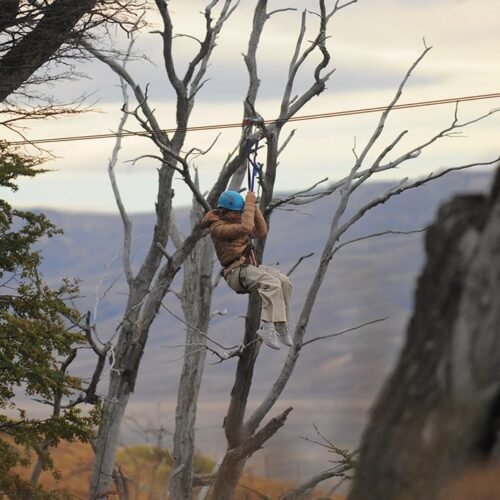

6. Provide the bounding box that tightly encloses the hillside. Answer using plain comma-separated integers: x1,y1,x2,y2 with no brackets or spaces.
29,169,493,484
14,441,343,499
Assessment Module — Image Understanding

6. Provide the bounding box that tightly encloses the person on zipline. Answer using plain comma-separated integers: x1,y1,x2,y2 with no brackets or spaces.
202,190,293,350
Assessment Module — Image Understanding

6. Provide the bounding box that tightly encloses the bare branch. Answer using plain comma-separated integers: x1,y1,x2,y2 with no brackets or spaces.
275,0,358,125
314,0,331,83
210,308,228,318
287,252,314,277
377,106,499,174
81,38,169,145
173,33,203,46
327,0,359,20
280,463,352,500
152,140,211,211
108,74,134,285
266,177,328,214
371,129,408,170
280,101,499,212
126,153,164,166
189,1,241,102
233,407,293,460
161,338,259,365
163,337,260,365
301,316,389,347
169,209,185,249
62,312,111,407
268,8,296,17
160,302,237,351
331,228,426,259
209,339,260,365
352,136,359,161
277,128,296,157
337,157,500,240
278,9,307,117
185,132,221,162
156,242,172,262
353,45,432,172
287,424,358,499
154,0,183,101
92,248,122,325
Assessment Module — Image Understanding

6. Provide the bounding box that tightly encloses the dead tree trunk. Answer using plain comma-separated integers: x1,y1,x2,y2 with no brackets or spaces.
349,167,500,500
168,197,214,500
209,294,263,499
207,0,343,492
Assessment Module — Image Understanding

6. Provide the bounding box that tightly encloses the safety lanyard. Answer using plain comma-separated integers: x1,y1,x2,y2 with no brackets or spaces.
243,118,261,193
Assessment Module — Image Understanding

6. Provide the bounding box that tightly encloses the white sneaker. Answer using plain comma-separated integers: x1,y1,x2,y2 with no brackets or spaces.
256,322,281,350
274,322,293,347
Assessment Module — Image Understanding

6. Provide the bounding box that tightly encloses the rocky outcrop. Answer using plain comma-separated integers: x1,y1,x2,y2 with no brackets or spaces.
349,167,500,500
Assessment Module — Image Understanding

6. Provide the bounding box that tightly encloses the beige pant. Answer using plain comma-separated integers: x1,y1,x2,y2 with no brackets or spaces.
226,264,292,323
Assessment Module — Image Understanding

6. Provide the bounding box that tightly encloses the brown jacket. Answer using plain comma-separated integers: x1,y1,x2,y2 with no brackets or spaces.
201,192,267,272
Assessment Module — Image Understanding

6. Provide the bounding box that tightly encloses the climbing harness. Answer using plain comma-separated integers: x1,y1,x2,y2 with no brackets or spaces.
217,117,265,294
242,116,264,291
233,265,251,295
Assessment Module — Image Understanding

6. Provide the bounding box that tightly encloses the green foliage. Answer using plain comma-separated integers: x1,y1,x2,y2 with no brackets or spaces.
115,444,216,475
0,144,99,498
114,444,216,498
0,142,47,192
194,452,216,475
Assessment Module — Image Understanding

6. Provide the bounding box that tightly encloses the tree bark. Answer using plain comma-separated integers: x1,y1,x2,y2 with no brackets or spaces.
208,294,262,500
210,453,247,500
349,167,500,500
90,324,137,499
168,200,214,500
208,136,283,500
0,0,98,102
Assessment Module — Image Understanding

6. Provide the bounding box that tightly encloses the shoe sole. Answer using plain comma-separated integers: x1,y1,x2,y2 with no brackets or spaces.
256,332,280,350
276,335,293,347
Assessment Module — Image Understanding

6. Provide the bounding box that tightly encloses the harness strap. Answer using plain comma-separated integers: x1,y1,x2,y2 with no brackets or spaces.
244,117,261,193
236,266,249,295
246,137,259,192
223,265,253,295
221,239,258,293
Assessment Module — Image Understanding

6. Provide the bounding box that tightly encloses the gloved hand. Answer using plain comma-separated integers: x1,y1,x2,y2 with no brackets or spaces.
245,191,256,204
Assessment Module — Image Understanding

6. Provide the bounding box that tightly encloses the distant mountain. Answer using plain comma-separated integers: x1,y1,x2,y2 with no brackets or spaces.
35,169,494,483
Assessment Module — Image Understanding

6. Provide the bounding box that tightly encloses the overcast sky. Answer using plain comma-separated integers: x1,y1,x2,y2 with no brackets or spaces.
4,0,500,213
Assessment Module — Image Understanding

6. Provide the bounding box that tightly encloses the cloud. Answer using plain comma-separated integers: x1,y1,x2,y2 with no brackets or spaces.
5,0,500,213
40,0,500,107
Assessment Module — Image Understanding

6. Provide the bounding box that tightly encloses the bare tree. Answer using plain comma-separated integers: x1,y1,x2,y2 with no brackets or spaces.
0,0,143,103
208,1,357,496
167,181,215,500
84,1,500,498
83,2,245,496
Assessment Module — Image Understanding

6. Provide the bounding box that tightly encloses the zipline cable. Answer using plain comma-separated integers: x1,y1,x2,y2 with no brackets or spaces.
4,91,500,147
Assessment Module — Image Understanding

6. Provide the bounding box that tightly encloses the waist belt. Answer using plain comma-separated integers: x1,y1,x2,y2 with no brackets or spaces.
222,256,247,280
223,263,254,295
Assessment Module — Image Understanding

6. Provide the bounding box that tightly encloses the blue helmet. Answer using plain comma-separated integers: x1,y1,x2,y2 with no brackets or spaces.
217,191,245,211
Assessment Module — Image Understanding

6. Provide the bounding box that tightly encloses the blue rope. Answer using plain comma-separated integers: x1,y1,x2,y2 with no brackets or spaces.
246,136,259,192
